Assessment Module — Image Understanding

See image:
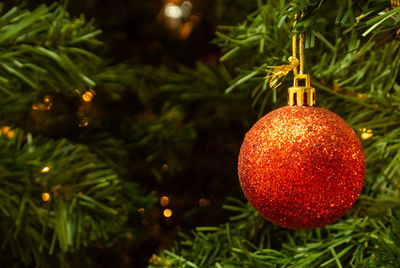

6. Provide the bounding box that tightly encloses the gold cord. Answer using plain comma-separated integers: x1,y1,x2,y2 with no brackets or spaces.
264,14,306,90
292,14,298,76
292,34,298,76
292,14,305,75
299,34,305,75
288,14,315,107
291,33,305,75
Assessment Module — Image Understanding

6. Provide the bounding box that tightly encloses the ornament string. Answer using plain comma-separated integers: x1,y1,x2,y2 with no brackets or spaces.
292,14,298,77
265,13,315,106
299,33,305,75
266,15,306,89
292,34,298,76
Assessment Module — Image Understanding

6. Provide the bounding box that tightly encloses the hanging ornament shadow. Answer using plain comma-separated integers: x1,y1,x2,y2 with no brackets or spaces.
238,24,366,230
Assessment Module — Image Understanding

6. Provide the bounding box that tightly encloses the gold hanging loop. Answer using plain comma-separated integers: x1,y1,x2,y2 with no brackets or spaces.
288,15,316,107
265,12,316,107
265,14,299,89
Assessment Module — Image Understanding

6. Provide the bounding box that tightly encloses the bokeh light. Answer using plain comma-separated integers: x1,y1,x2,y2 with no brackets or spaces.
165,4,182,19
42,193,50,202
359,128,373,140
1,126,15,139
41,166,51,173
160,196,169,206
82,90,96,102
163,209,172,218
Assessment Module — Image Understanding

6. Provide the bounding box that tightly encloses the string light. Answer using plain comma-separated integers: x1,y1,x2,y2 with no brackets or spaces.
32,95,53,111
163,209,172,218
42,95,53,110
160,196,169,206
1,126,15,139
43,96,51,104
79,117,89,127
160,0,198,40
149,254,171,267
41,165,51,173
82,90,96,102
165,3,183,19
359,128,373,140
42,193,50,202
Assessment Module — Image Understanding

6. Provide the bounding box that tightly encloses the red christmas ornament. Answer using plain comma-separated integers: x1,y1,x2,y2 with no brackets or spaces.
238,75,365,229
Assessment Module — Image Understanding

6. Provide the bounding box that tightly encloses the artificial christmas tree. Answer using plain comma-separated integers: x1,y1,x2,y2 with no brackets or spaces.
0,0,256,266
2,0,400,267
0,2,160,266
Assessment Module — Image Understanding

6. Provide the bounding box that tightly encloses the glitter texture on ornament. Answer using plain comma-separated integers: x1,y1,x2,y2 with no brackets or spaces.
238,106,365,229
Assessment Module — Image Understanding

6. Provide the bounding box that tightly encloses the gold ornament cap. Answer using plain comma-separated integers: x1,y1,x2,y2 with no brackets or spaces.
288,74,316,107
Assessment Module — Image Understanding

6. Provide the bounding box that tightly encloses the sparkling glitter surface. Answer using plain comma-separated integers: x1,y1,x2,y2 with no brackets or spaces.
238,106,365,229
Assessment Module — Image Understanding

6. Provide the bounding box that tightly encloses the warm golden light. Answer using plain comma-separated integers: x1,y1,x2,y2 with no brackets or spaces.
79,117,89,127
357,93,367,100
359,128,373,140
138,208,145,214
42,193,50,202
165,4,182,19
1,126,15,139
1,126,10,133
82,90,95,102
7,130,15,139
179,21,193,39
163,209,172,218
32,96,53,111
41,166,51,173
160,196,169,206
43,95,53,110
361,132,373,140
161,164,169,172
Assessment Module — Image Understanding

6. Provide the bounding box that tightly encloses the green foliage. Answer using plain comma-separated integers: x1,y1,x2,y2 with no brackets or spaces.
371,209,400,267
151,199,400,268
0,2,157,266
0,1,252,266
0,3,99,115
0,131,123,264
117,62,255,181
